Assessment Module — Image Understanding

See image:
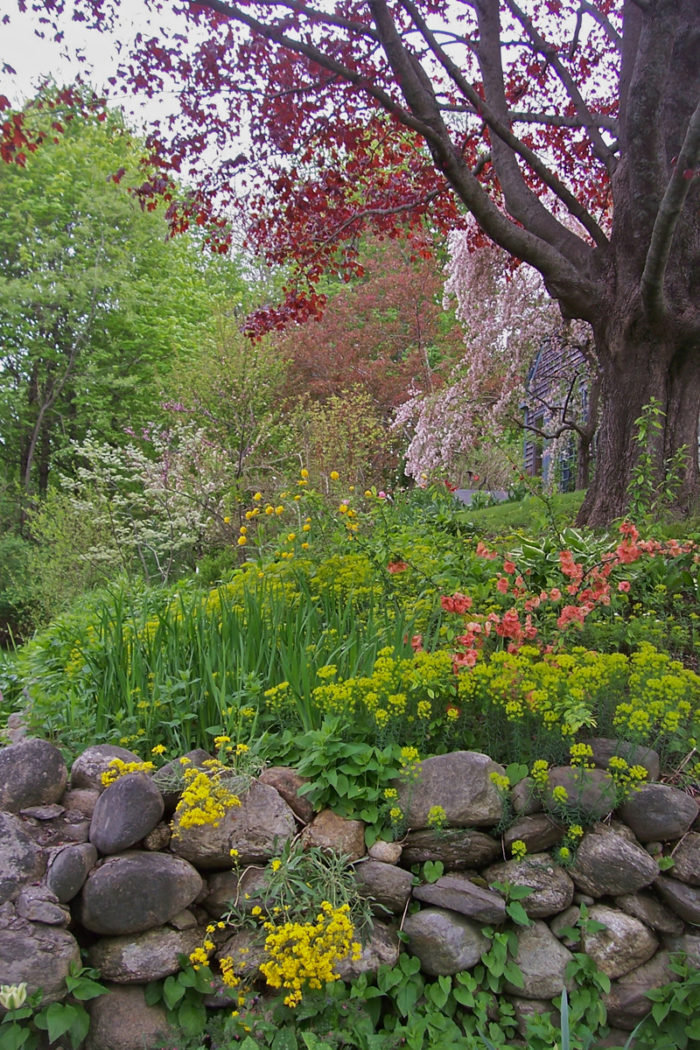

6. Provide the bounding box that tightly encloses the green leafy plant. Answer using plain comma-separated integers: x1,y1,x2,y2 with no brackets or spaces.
0,964,105,1050
145,959,215,1038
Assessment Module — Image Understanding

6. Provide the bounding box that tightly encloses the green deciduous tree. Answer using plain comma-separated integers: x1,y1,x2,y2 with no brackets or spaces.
0,86,245,513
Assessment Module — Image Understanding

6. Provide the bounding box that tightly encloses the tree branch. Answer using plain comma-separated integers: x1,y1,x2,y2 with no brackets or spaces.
504,0,617,173
641,96,700,322
570,1,623,57
398,0,607,255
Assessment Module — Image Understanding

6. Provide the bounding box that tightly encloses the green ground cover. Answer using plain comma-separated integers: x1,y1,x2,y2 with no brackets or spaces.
1,479,699,1049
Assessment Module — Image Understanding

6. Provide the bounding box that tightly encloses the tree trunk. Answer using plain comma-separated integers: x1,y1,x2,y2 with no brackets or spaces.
577,331,700,526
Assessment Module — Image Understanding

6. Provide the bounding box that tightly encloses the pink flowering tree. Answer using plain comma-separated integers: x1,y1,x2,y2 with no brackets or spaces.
395,226,597,490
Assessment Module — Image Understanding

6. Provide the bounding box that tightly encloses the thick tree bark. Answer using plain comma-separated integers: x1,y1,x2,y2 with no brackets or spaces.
578,329,700,525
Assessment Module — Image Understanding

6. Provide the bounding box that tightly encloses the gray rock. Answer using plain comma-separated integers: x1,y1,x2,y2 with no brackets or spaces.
87,925,204,982
354,860,413,914
503,813,565,854
202,867,268,918
587,739,660,782
662,932,700,967
582,905,658,978
550,905,583,946
0,738,67,813
655,875,700,925
510,996,559,1039
413,873,507,924
0,918,80,1004
89,773,164,854
511,777,541,816
401,828,501,869
300,809,366,861
0,811,45,904
569,828,659,897
667,831,700,886
62,787,100,819
216,928,266,979
170,779,296,868
395,751,505,829
615,891,685,935
619,785,699,843
16,885,70,925
76,851,203,935
604,951,677,1030
484,854,574,918
85,984,178,1050
336,920,400,979
402,906,489,976
46,842,98,903
505,921,573,1000
545,766,617,822
259,766,314,824
70,745,142,791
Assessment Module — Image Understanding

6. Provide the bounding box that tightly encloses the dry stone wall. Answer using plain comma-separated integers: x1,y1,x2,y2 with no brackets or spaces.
0,736,699,1050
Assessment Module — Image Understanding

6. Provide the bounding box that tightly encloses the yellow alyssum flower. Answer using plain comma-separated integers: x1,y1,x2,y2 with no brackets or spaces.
101,758,155,787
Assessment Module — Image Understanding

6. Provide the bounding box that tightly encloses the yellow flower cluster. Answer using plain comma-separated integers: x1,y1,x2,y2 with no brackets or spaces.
173,760,241,832
427,804,447,830
101,758,155,786
258,901,361,1008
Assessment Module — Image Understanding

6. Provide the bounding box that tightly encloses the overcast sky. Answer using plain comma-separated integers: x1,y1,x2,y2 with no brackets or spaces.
1,1,169,129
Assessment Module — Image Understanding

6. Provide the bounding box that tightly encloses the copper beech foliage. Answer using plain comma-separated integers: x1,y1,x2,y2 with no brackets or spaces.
4,0,700,523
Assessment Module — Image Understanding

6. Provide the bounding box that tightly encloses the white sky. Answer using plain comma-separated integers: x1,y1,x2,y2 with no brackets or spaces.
0,1,172,130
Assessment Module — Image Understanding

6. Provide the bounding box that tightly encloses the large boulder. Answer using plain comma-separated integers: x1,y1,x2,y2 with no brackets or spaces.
354,860,413,914
505,921,573,1000
85,984,179,1050
75,852,203,935
545,766,617,822
569,827,658,897
619,785,699,843
413,873,507,925
402,907,489,976
395,751,505,829
170,780,295,868
89,773,164,854
87,925,204,982
484,854,575,918
0,911,80,1005
587,739,660,782
615,890,684,935
401,828,500,869
0,739,67,813
0,811,46,904
581,905,658,978
70,745,142,791
654,875,700,925
604,951,677,1030
46,843,98,903
663,831,700,886
502,814,565,854
202,866,268,918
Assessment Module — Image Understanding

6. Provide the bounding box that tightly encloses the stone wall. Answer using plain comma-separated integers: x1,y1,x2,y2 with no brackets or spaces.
1,736,699,1049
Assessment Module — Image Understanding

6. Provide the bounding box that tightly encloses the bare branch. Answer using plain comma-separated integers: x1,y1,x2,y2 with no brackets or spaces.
509,109,618,133
641,96,700,321
570,1,623,57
